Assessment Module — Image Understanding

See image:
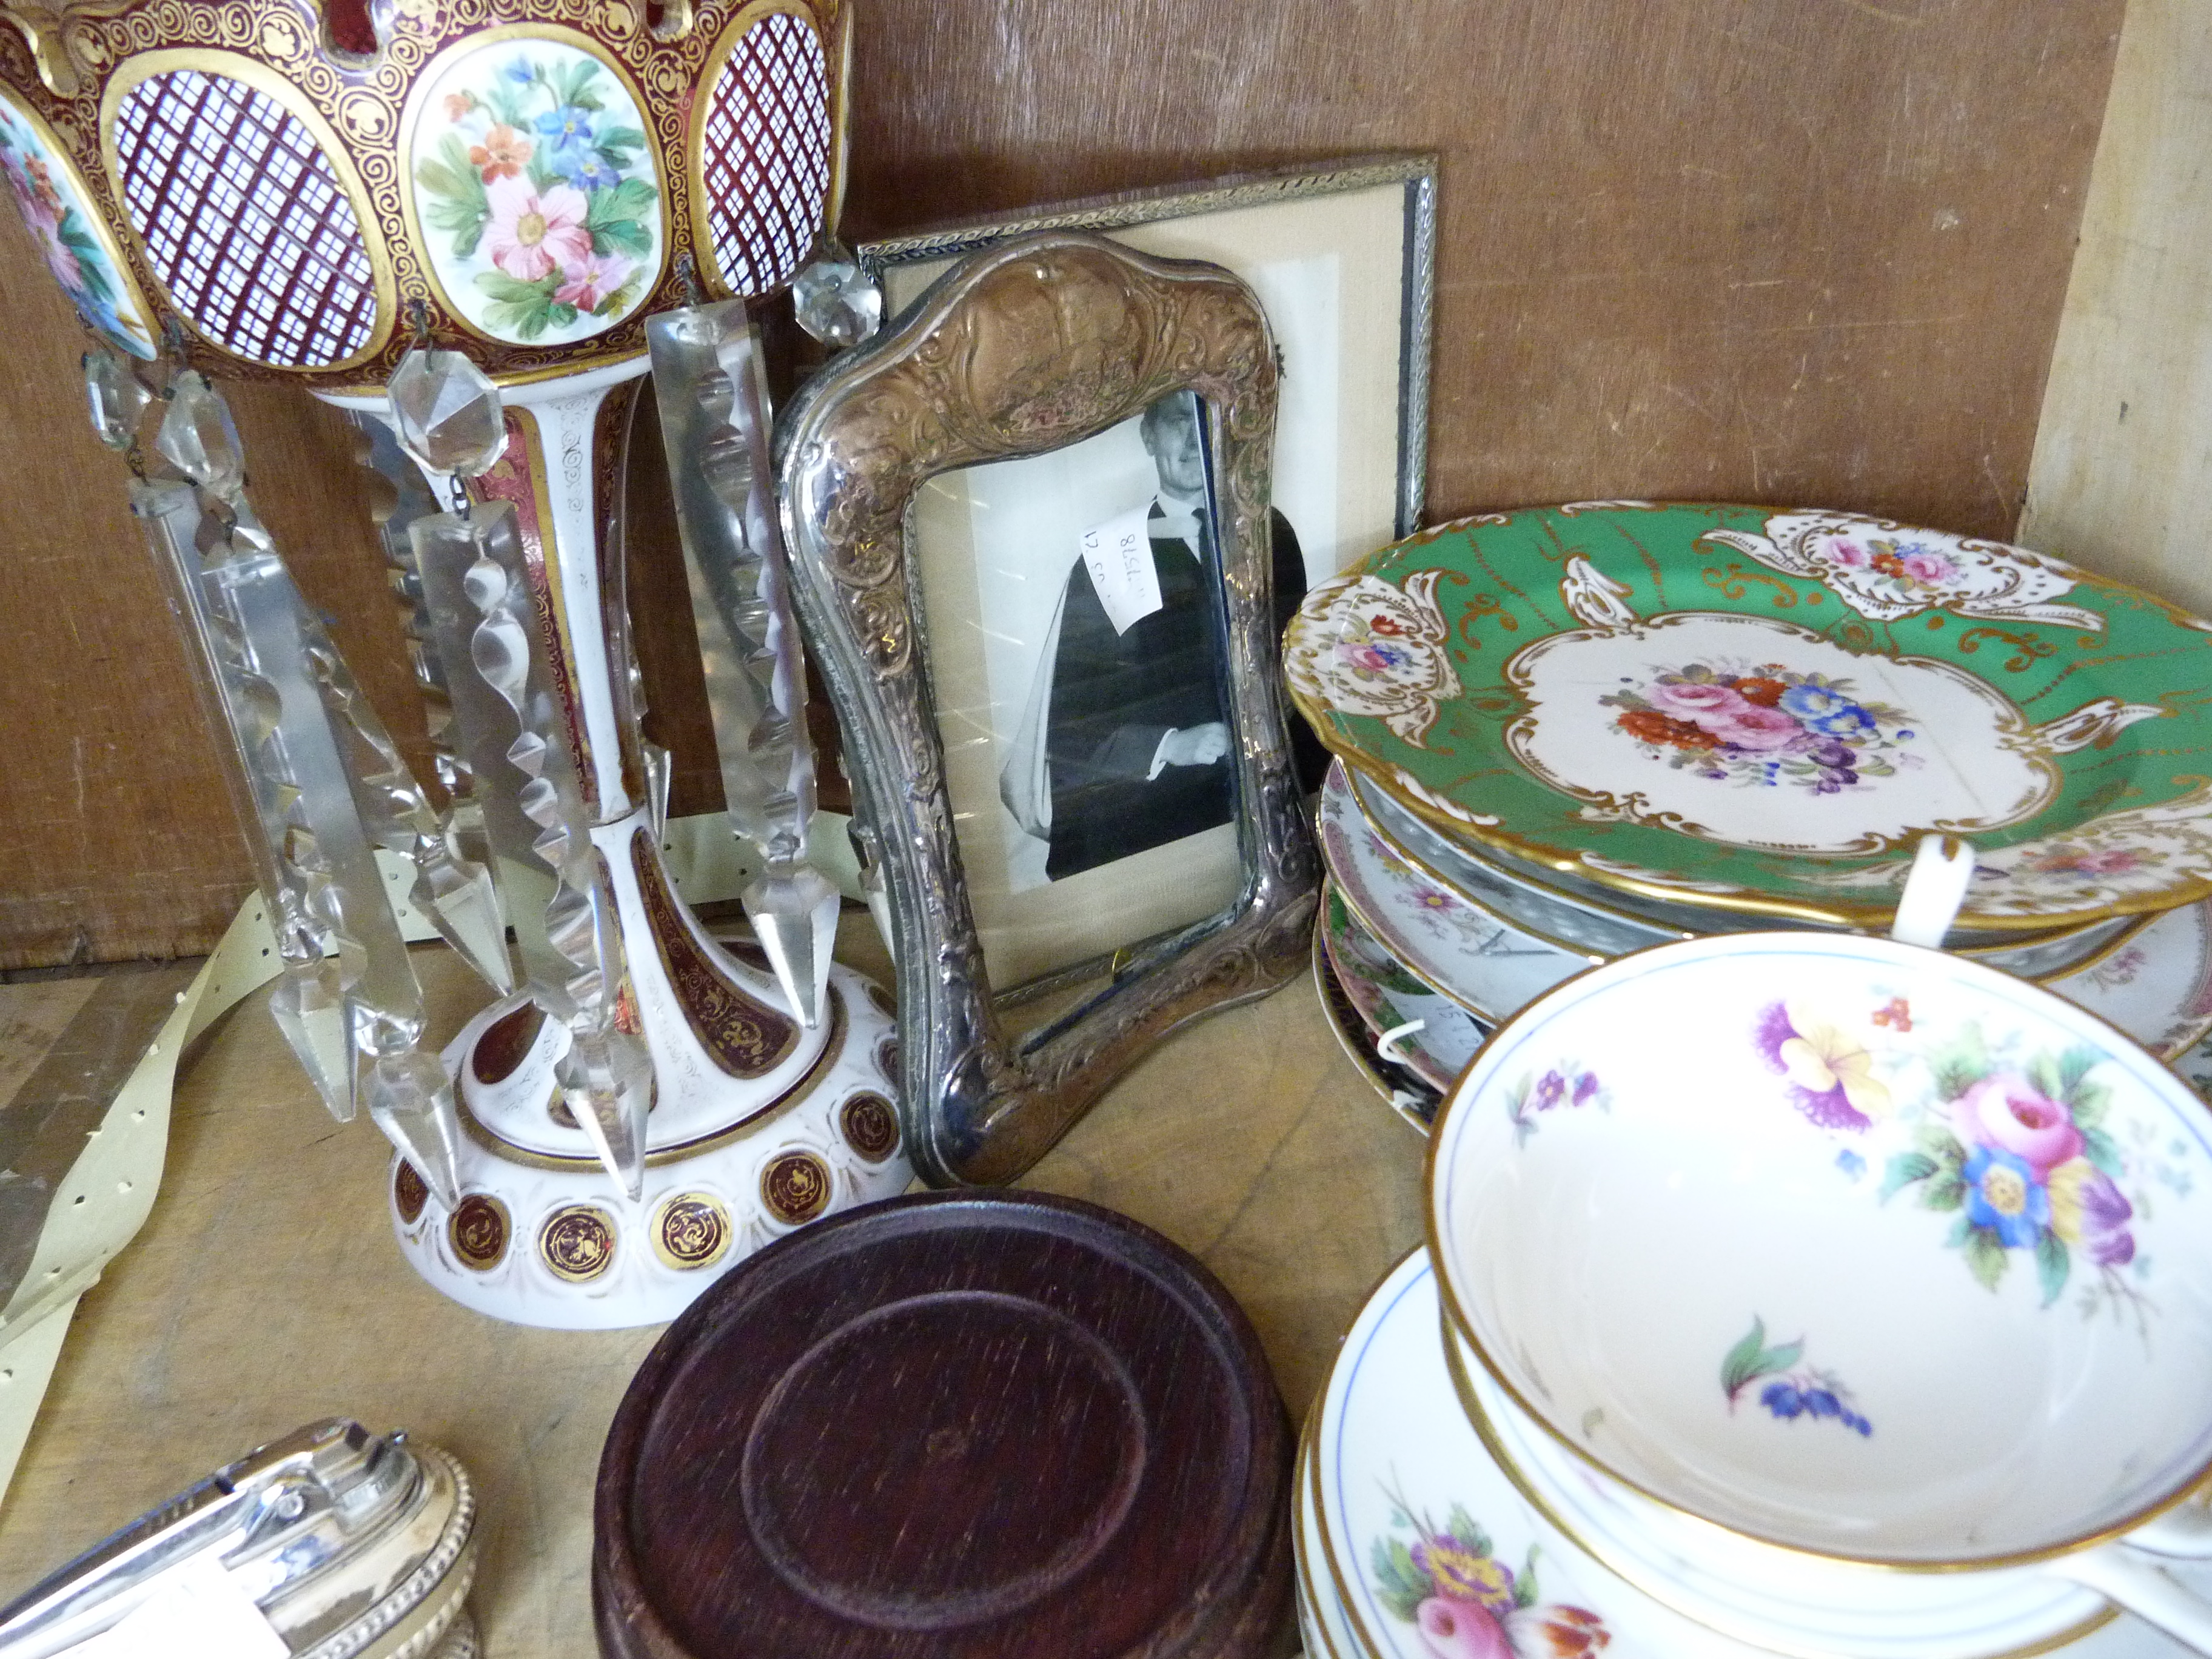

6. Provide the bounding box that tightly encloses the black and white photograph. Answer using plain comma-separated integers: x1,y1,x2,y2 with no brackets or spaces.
882,160,1435,984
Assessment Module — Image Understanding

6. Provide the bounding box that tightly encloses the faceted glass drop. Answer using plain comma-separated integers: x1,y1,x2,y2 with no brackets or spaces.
155,371,246,498
744,861,840,1030
361,1046,464,1208
83,347,151,451
793,252,883,348
387,348,508,477
270,957,352,1122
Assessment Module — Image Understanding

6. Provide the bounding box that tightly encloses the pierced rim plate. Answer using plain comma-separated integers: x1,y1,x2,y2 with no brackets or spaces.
1284,503,2212,933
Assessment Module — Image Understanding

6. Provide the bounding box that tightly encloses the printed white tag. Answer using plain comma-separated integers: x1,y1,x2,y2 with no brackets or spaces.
73,1553,288,1659
1080,504,1162,636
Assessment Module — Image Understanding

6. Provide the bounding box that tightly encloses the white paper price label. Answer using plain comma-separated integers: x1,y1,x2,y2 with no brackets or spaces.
1079,504,1162,636
69,1553,288,1659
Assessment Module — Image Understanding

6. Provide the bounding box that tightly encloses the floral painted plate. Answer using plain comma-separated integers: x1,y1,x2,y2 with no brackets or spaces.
1285,504,2212,933
1351,760,2146,982
1308,1249,1779,1659
1312,920,1441,1134
1319,884,1489,1095
2043,899,2212,1061
1320,763,1594,1022
1333,760,1664,959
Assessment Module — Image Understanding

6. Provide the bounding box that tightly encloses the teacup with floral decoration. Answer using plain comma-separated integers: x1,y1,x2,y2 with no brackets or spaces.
1428,930,2212,1603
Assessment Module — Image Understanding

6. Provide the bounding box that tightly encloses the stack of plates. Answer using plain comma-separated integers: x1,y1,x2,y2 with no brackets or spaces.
1292,504,2212,1125
1298,1249,2210,1659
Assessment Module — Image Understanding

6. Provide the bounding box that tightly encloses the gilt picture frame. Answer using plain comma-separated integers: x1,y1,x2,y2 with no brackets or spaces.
778,231,1321,1185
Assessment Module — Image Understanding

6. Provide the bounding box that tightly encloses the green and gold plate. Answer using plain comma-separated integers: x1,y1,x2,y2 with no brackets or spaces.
1283,503,2212,931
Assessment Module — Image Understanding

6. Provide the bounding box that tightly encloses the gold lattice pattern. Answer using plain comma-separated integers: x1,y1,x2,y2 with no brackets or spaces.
112,66,378,366
699,9,825,298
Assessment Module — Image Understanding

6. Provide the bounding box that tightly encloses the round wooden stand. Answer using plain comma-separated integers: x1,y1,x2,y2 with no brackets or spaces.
594,1190,1293,1657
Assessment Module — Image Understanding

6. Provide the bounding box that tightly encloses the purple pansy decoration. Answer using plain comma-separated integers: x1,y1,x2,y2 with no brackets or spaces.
1753,1001,1888,1131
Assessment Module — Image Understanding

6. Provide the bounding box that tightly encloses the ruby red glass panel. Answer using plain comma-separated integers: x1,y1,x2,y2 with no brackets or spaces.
112,70,380,368
700,12,830,298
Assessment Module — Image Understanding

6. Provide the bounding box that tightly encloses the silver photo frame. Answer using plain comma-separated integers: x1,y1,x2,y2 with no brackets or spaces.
779,231,1321,1185
859,153,1438,558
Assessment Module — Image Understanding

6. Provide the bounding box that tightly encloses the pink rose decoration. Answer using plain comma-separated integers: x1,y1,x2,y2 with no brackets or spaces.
1416,1596,1513,1659
1704,705,1803,751
1820,536,1872,569
1900,550,1957,583
483,175,592,282
1952,1072,2082,1177
1652,682,1749,719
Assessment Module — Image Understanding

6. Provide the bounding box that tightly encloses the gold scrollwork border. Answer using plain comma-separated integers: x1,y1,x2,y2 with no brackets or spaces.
95,44,399,372
393,19,671,347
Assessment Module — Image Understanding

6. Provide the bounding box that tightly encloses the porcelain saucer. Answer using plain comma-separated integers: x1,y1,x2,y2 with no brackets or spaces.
1319,882,1489,1094
1312,1250,2208,1659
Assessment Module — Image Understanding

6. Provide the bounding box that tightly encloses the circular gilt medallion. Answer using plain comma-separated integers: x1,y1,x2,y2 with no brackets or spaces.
540,1203,618,1282
839,1092,899,1164
759,1149,831,1225
0,90,156,358
394,1161,429,1227
874,1036,899,1085
449,1193,510,1272
402,30,665,347
652,1192,732,1271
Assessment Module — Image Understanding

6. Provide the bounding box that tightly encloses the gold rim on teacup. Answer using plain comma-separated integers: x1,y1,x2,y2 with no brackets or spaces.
1423,928,2212,1575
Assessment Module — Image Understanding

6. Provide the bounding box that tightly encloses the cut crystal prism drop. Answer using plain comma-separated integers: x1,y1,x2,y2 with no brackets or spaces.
156,371,246,498
558,1024,652,1199
387,349,508,477
84,347,150,451
744,862,840,1030
360,1046,464,1208
269,957,352,1122
792,249,883,348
